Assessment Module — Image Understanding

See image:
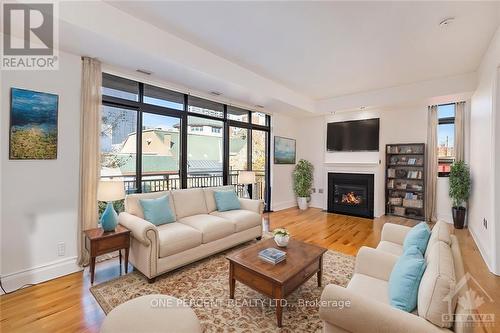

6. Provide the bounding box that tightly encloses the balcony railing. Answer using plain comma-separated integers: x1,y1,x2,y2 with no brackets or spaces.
105,170,266,201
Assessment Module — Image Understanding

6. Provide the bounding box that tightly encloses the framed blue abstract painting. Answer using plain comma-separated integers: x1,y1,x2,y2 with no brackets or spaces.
9,88,59,160
274,136,296,164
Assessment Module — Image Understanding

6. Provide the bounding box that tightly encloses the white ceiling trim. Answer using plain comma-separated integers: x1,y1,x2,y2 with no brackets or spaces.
316,72,477,113
55,0,315,114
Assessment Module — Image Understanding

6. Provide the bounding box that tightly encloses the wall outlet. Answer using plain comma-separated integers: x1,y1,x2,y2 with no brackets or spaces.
57,242,65,257
483,218,488,229
318,188,324,194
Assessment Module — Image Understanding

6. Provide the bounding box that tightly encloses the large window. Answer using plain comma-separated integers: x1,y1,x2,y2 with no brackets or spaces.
141,112,181,191
187,116,223,188
100,105,137,193
437,104,455,177
101,73,271,209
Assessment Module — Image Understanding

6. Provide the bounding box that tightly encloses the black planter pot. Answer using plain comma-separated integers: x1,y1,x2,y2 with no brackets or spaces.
452,206,466,229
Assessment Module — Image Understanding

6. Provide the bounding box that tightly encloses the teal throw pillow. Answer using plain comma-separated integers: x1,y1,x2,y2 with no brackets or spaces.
403,222,431,254
139,195,176,226
388,246,427,312
214,190,241,212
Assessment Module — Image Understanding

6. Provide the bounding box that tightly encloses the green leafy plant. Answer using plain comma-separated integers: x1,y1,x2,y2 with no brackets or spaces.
293,159,314,198
449,160,471,208
273,228,290,237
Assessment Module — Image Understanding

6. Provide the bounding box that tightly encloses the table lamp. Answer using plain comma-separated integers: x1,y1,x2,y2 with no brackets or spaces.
238,171,256,199
97,180,125,231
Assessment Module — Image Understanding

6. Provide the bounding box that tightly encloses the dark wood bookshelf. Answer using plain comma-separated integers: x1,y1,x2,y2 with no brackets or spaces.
385,143,426,221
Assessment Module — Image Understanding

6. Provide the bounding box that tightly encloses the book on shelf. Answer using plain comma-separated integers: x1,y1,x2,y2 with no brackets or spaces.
258,248,286,264
388,169,396,178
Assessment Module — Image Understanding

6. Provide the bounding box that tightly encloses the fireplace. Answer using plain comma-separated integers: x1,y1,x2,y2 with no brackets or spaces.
328,173,374,218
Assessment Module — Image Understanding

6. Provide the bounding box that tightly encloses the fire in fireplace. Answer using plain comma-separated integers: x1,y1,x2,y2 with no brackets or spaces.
328,173,374,218
342,191,362,205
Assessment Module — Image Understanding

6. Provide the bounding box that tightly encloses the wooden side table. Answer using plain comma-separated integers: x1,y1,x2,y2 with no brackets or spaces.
84,225,131,284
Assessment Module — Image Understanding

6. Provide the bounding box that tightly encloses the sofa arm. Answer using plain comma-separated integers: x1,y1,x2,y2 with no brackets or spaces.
381,223,412,245
319,284,446,333
118,212,158,246
354,246,399,281
239,198,264,214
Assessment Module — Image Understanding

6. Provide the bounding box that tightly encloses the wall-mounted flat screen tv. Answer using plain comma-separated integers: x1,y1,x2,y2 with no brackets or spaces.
327,118,379,152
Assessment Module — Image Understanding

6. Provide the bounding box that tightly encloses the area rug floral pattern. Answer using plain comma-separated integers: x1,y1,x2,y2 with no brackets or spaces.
90,245,355,332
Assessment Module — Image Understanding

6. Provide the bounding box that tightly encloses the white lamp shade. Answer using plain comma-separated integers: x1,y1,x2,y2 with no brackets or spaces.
238,171,256,184
97,180,125,202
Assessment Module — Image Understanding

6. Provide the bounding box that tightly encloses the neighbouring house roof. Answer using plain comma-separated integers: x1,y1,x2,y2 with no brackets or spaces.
173,118,223,128
187,160,222,173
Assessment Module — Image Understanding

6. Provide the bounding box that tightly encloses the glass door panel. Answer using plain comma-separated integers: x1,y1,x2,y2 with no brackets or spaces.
141,112,181,192
187,116,224,188
252,129,267,202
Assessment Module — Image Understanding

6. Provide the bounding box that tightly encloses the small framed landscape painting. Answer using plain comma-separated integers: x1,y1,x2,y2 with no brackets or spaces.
9,88,59,160
274,136,296,164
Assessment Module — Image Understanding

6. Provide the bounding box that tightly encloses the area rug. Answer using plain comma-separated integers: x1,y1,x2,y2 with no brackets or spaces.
90,245,355,332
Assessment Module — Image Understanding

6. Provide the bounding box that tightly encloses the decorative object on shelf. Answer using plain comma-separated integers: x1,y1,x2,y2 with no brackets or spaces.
98,180,126,231
385,143,426,220
449,161,471,229
293,159,314,210
9,88,59,160
274,136,296,164
238,171,256,199
273,228,290,247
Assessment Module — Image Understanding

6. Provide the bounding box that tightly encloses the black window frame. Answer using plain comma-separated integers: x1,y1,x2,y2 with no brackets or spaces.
101,73,272,211
437,103,455,177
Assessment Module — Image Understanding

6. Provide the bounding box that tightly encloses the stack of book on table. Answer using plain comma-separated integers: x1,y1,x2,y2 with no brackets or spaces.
259,248,286,265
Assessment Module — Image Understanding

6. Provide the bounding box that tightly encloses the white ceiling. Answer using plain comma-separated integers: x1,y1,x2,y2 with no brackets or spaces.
108,1,500,100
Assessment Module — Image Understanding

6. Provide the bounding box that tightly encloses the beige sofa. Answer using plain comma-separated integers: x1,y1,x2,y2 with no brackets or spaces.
118,186,263,282
320,221,473,333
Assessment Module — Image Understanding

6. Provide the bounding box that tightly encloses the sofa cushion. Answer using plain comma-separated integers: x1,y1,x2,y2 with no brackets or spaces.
403,222,431,254
418,241,456,328
376,241,404,256
203,186,234,213
171,188,208,219
347,273,390,304
388,246,427,312
157,222,202,258
425,221,452,259
210,209,261,232
178,214,235,243
139,195,176,226
214,190,241,212
125,191,176,220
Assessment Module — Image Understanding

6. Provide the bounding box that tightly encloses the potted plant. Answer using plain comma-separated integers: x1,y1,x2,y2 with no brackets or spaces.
449,160,471,229
293,159,314,210
273,228,290,247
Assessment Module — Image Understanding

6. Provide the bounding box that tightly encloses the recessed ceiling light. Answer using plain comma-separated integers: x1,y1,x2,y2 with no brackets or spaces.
439,17,455,28
136,69,152,75
210,91,222,96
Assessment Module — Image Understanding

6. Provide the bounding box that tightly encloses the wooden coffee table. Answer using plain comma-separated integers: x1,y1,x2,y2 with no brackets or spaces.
226,238,327,327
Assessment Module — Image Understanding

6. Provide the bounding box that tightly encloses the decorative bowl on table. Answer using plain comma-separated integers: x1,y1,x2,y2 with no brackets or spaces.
273,228,290,247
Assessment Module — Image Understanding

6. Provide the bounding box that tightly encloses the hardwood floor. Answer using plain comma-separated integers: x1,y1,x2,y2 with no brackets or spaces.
1,208,499,333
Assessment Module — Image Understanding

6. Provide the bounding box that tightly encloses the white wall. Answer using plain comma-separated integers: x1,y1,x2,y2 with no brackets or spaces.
0,51,83,291
270,113,300,211
297,104,457,221
469,26,500,275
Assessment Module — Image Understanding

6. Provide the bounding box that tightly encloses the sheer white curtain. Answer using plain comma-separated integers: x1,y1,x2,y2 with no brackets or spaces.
77,57,102,266
426,105,438,222
454,101,466,162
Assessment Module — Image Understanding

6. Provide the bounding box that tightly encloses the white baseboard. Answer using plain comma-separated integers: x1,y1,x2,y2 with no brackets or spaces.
0,256,82,294
272,200,297,211
468,225,498,275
